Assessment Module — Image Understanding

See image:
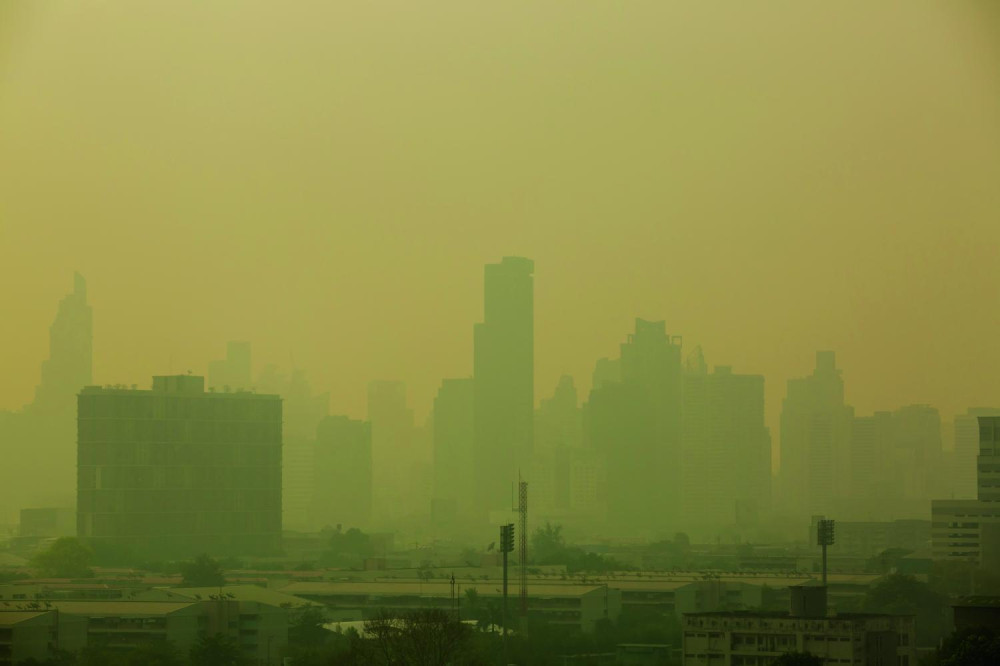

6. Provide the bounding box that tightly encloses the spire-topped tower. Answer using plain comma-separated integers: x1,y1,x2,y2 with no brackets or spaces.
32,272,92,413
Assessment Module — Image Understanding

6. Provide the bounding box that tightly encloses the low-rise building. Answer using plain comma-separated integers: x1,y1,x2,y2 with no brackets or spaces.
50,600,210,653
0,610,86,666
280,580,620,632
136,585,318,663
682,586,915,666
952,596,1000,632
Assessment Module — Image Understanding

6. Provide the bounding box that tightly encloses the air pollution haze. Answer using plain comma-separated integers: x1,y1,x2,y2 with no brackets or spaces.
2,2,1000,664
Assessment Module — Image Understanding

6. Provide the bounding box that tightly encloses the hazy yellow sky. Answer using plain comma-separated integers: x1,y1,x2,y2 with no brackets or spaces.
2,2,999,451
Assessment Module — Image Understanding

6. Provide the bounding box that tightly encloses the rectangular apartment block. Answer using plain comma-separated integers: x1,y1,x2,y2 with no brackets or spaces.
77,376,282,558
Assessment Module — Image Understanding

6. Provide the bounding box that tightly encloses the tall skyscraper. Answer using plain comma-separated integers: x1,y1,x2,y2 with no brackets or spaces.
889,404,943,504
77,375,282,558
314,415,372,530
368,380,415,525
32,272,92,414
207,341,252,391
256,366,329,531
682,359,771,531
932,416,1000,570
473,257,534,521
848,411,893,513
533,375,583,515
0,273,94,519
585,318,683,533
431,378,475,527
778,351,854,518
953,408,1000,499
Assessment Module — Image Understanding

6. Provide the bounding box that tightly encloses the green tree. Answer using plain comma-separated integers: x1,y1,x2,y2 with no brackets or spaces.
179,553,226,587
934,627,1000,666
531,522,566,564
122,640,183,666
864,574,947,647
289,606,332,648
31,537,94,578
771,652,822,666
462,587,479,620
190,633,247,666
865,548,913,575
362,609,472,666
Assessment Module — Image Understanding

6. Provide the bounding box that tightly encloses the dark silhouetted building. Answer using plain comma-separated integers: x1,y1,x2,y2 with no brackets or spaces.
682,584,916,666
474,257,534,522
77,375,282,558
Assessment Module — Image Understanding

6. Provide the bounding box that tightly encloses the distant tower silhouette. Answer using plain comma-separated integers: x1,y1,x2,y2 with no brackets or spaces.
779,351,853,517
368,380,415,524
585,318,683,533
32,272,92,413
474,257,534,521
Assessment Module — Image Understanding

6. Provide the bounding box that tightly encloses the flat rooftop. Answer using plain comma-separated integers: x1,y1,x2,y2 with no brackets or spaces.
281,581,607,598
50,601,201,616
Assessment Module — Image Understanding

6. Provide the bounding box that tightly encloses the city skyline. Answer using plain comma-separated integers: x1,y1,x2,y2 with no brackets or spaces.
4,2,1000,452
4,266,999,473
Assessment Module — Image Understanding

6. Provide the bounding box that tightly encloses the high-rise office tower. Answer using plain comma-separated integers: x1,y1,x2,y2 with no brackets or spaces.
207,341,252,391
473,257,534,521
932,416,1000,570
32,272,92,414
256,366,329,531
77,375,282,558
682,360,771,531
1,273,94,517
778,351,854,518
953,409,1000,499
314,415,372,529
533,375,584,516
431,378,475,526
585,318,683,533
849,411,893,513
890,404,943,503
368,380,415,525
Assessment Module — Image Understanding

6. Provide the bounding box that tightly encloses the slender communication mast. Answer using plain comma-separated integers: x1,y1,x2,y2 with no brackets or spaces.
817,518,835,586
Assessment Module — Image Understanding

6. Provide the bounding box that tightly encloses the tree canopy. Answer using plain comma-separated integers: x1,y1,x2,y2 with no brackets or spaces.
31,537,94,578
179,553,226,587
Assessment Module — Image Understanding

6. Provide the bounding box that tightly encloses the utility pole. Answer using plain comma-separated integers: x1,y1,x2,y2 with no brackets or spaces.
817,518,835,586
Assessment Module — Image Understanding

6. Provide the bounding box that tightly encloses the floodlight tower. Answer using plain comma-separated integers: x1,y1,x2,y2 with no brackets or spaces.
500,522,515,636
518,479,528,618
817,518,835,585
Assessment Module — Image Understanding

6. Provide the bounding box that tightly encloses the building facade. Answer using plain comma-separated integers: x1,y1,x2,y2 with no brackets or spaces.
474,256,535,522
778,352,854,520
682,611,915,666
585,318,683,534
682,361,771,531
77,375,282,558
932,416,1000,571
314,414,372,530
